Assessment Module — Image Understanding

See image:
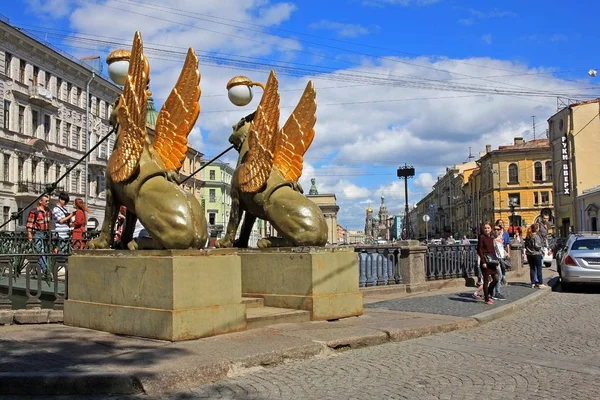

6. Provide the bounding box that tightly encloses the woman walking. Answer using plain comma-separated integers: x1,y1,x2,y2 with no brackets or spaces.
477,222,500,305
72,198,88,250
525,224,547,288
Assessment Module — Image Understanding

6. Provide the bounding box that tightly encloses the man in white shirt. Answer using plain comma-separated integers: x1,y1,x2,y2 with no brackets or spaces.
52,192,74,253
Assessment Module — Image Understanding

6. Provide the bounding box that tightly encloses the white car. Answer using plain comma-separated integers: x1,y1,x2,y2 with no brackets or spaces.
558,234,600,289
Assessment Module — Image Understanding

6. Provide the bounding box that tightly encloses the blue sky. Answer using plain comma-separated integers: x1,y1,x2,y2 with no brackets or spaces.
3,0,599,229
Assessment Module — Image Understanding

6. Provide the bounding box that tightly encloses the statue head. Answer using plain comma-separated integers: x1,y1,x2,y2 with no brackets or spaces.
311,178,315,184
229,112,255,151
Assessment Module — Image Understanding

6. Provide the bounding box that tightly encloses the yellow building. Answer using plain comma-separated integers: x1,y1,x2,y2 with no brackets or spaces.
548,98,600,236
477,138,553,234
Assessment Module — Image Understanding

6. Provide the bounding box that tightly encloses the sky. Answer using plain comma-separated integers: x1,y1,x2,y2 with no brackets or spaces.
2,0,600,230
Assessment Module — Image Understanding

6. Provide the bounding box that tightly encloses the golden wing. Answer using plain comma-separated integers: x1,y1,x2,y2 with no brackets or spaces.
239,71,280,193
272,80,317,182
152,48,201,172
107,31,149,183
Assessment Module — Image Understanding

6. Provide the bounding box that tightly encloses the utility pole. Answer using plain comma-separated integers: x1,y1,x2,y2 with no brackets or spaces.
532,116,536,140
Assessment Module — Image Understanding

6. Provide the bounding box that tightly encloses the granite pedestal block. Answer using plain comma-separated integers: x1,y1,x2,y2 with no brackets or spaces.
240,247,363,321
64,249,246,341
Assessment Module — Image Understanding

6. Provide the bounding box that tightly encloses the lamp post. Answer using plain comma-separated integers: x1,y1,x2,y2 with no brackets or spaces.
509,199,517,238
397,164,415,239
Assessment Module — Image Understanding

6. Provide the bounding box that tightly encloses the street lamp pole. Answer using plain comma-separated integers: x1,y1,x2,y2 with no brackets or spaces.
509,200,516,238
397,164,415,239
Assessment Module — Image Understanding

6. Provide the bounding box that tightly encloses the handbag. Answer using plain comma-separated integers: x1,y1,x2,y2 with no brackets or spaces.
484,254,500,267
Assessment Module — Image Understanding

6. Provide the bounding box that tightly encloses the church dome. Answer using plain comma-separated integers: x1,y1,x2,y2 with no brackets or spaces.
366,206,373,213
146,97,158,129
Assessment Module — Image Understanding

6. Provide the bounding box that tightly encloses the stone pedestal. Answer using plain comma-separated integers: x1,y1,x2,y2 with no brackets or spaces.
510,242,524,271
64,249,246,341
397,240,428,293
240,247,363,321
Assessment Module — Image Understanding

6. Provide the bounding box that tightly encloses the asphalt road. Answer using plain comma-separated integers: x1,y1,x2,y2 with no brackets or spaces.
18,273,600,400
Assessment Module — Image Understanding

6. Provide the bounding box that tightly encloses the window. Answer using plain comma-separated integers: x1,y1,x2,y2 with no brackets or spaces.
508,193,521,207
17,207,23,226
44,115,51,141
19,60,26,83
209,189,216,202
209,170,215,180
95,98,100,116
4,52,11,76
545,161,552,181
208,212,216,225
67,83,72,103
64,123,71,147
56,77,62,99
33,66,39,86
534,161,543,181
18,105,25,133
534,192,539,205
45,73,51,89
96,175,101,196
3,154,9,181
3,207,9,227
541,191,549,205
3,100,10,129
32,160,38,183
17,156,24,182
73,127,80,150
44,162,50,183
31,110,38,136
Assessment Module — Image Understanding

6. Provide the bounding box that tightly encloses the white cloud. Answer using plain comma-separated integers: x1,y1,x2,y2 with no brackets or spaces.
360,0,441,6
481,34,492,45
24,0,74,18
309,20,376,38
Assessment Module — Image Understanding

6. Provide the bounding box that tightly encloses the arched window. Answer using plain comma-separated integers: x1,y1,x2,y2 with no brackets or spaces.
508,163,518,183
534,161,543,181
545,161,552,181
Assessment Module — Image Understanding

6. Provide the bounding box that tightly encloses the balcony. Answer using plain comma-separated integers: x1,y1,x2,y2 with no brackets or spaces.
16,181,66,199
88,152,108,168
28,85,58,109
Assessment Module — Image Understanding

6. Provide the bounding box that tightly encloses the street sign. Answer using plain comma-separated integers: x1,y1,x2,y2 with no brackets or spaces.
423,215,430,222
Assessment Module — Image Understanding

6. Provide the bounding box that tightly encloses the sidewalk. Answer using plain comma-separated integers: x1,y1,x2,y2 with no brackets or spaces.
0,269,557,397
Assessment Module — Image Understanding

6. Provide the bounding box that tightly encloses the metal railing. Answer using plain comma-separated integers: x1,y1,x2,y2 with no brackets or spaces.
356,247,402,287
0,231,99,310
425,244,478,281
355,244,479,286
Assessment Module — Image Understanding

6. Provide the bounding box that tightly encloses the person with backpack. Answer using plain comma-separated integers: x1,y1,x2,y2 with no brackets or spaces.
26,195,51,274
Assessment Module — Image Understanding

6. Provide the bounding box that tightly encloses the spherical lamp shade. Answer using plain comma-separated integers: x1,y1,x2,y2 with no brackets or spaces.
108,60,130,86
228,85,253,106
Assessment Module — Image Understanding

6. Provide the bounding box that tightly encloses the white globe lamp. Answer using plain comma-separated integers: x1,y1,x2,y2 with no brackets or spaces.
228,84,253,106
106,49,131,86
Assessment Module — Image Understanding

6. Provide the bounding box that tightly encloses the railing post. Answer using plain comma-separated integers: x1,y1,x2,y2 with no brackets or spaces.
0,257,13,310
398,240,428,293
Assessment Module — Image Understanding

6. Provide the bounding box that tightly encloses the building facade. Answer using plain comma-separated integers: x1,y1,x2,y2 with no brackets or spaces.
476,138,553,234
199,161,234,241
0,20,121,231
548,99,600,236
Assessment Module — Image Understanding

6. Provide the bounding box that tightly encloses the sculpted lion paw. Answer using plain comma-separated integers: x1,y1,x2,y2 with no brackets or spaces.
215,238,233,248
257,238,272,248
87,236,111,249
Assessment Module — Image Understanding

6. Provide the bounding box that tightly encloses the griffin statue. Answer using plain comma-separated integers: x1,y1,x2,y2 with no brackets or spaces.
88,32,208,250
216,71,328,248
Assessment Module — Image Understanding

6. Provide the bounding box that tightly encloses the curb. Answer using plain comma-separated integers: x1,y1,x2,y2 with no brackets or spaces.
471,276,558,324
0,372,143,396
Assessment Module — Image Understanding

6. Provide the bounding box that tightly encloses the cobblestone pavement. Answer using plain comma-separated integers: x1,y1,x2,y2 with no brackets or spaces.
365,282,538,317
13,287,600,400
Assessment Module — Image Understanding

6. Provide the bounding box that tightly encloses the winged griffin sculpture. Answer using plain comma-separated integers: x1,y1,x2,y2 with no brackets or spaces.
216,71,327,248
88,32,208,250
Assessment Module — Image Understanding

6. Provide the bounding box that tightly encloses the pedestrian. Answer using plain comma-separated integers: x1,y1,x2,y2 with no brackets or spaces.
525,224,547,289
52,192,74,253
492,224,508,301
72,198,88,250
537,214,551,248
26,195,51,274
476,222,500,305
461,235,470,246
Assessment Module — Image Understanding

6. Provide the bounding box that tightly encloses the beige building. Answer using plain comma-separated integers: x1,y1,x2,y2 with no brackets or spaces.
0,19,120,230
307,193,340,245
548,99,600,236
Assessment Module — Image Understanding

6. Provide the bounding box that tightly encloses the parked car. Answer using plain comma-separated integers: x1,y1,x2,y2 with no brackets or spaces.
558,234,600,289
